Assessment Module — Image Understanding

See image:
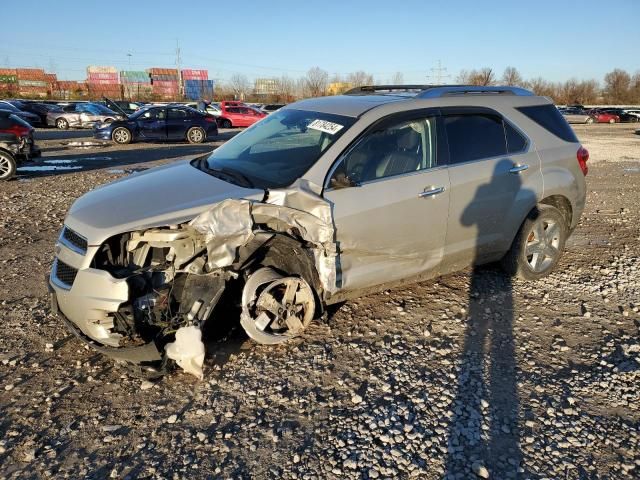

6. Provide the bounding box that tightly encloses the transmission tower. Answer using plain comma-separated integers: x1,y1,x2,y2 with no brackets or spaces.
427,60,450,85
175,39,183,99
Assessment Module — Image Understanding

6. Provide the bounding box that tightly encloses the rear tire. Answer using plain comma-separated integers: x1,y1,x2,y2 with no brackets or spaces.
0,151,17,181
585,117,594,124
501,205,568,281
55,118,69,130
608,118,615,124
186,126,206,144
112,127,132,145
220,119,232,128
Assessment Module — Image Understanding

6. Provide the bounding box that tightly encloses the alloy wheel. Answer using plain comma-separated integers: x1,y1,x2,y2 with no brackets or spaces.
525,218,561,272
0,155,12,179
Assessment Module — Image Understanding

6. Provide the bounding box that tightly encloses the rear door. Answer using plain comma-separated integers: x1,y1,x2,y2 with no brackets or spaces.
441,107,541,272
166,107,191,140
324,110,450,291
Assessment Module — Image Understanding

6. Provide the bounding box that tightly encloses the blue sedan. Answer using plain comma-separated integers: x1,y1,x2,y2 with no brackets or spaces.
94,105,218,144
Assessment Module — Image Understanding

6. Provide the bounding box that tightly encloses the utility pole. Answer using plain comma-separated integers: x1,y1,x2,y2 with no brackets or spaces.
427,60,450,85
175,39,183,100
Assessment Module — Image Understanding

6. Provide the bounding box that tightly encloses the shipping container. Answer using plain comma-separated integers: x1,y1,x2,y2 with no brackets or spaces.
18,79,48,87
87,65,117,74
147,67,179,76
120,71,150,83
87,72,119,82
0,68,17,76
182,69,209,81
0,74,17,83
87,78,121,86
16,68,47,81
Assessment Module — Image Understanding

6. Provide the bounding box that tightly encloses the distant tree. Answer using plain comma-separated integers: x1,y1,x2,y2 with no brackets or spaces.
347,71,374,87
458,68,496,86
603,68,631,104
630,72,640,103
276,75,296,102
502,66,524,86
391,72,404,85
229,73,251,100
305,67,329,97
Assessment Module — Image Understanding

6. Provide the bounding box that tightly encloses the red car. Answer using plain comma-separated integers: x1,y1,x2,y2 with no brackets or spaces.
588,109,620,124
217,104,266,128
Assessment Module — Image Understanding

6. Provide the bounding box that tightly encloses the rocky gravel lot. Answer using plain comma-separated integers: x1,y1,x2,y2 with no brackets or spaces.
0,124,639,479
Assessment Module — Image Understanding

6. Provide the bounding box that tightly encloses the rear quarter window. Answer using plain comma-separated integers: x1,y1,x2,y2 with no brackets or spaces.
516,105,578,143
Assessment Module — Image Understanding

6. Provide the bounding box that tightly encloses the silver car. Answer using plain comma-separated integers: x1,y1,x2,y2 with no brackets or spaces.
49,85,588,378
47,103,123,129
561,107,594,124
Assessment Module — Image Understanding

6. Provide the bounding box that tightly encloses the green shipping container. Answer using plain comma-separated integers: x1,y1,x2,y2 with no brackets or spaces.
0,75,17,83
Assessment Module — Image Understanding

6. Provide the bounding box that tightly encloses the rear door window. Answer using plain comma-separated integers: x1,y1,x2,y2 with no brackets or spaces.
168,108,187,119
444,114,507,164
505,122,528,154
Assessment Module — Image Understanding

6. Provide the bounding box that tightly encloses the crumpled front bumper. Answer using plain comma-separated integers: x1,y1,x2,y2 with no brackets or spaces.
47,272,162,365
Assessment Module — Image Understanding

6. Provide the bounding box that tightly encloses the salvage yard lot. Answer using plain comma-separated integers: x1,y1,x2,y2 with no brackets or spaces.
0,125,639,478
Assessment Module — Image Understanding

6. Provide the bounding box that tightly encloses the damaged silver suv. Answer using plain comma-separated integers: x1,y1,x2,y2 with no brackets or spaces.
49,85,588,378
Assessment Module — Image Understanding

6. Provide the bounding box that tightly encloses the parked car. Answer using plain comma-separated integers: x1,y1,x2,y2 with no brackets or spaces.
600,108,639,123
624,109,640,121
0,101,41,126
5,100,56,126
587,109,620,124
0,110,41,180
184,102,222,117
94,105,218,144
560,108,595,124
47,103,124,129
102,99,144,115
261,103,286,114
217,105,266,128
48,84,587,378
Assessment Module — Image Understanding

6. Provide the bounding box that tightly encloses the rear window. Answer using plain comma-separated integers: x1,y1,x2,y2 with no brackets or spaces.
516,105,578,143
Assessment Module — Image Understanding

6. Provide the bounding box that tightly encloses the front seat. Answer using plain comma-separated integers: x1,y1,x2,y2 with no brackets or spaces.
374,125,422,179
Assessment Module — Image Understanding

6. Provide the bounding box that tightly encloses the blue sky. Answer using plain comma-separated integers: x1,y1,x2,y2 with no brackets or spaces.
1,0,638,84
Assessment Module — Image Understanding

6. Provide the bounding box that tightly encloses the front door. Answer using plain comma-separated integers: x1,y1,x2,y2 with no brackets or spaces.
138,108,167,140
324,113,450,292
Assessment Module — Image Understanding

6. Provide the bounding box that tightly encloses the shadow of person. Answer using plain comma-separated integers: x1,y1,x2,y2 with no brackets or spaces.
444,159,529,478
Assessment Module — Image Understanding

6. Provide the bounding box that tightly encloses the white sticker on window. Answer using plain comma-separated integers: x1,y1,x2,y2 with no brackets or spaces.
307,119,344,135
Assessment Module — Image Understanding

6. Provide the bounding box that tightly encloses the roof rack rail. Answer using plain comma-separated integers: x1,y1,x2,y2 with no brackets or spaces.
417,85,533,98
344,85,440,94
344,84,534,98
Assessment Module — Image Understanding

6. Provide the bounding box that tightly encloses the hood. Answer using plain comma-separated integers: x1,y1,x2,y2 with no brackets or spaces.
65,160,264,245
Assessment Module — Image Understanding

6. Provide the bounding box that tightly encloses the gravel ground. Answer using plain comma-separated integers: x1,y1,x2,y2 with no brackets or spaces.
0,125,639,479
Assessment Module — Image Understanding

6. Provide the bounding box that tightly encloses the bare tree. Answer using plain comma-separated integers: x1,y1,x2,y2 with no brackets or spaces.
391,72,404,85
276,75,296,102
347,71,374,87
229,73,251,100
471,68,496,86
304,67,328,97
456,69,471,84
502,66,523,86
525,77,559,102
631,72,640,104
603,68,631,104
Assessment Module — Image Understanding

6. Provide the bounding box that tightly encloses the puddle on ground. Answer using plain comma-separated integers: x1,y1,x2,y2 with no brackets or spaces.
623,167,640,173
60,141,109,148
17,166,82,172
44,159,76,164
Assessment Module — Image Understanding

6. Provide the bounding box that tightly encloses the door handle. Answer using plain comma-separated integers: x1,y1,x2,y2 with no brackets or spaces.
418,186,445,198
509,164,529,173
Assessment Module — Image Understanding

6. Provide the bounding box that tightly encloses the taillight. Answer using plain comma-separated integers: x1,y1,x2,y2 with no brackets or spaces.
577,146,589,175
3,125,31,138
204,116,216,123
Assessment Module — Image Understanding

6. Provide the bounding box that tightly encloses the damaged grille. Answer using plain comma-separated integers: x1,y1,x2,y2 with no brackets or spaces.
53,258,78,288
60,227,88,254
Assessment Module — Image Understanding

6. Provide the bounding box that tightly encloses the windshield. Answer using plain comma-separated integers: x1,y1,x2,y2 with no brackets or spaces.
200,109,355,189
85,104,117,115
0,102,19,112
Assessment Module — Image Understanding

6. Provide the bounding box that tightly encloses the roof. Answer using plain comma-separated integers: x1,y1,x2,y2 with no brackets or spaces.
287,94,407,118
286,85,536,118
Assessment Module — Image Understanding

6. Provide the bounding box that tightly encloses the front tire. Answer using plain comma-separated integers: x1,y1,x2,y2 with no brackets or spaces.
186,126,206,144
585,117,594,124
56,118,69,129
0,151,17,181
501,205,568,280
608,118,616,124
112,127,132,145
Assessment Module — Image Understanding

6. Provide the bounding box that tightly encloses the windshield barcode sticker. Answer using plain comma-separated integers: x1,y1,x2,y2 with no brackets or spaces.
307,119,344,135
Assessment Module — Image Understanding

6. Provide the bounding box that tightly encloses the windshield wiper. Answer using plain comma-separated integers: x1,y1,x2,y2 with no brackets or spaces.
196,158,254,188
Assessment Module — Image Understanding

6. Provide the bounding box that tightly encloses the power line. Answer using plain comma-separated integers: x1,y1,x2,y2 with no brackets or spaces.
427,60,450,85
